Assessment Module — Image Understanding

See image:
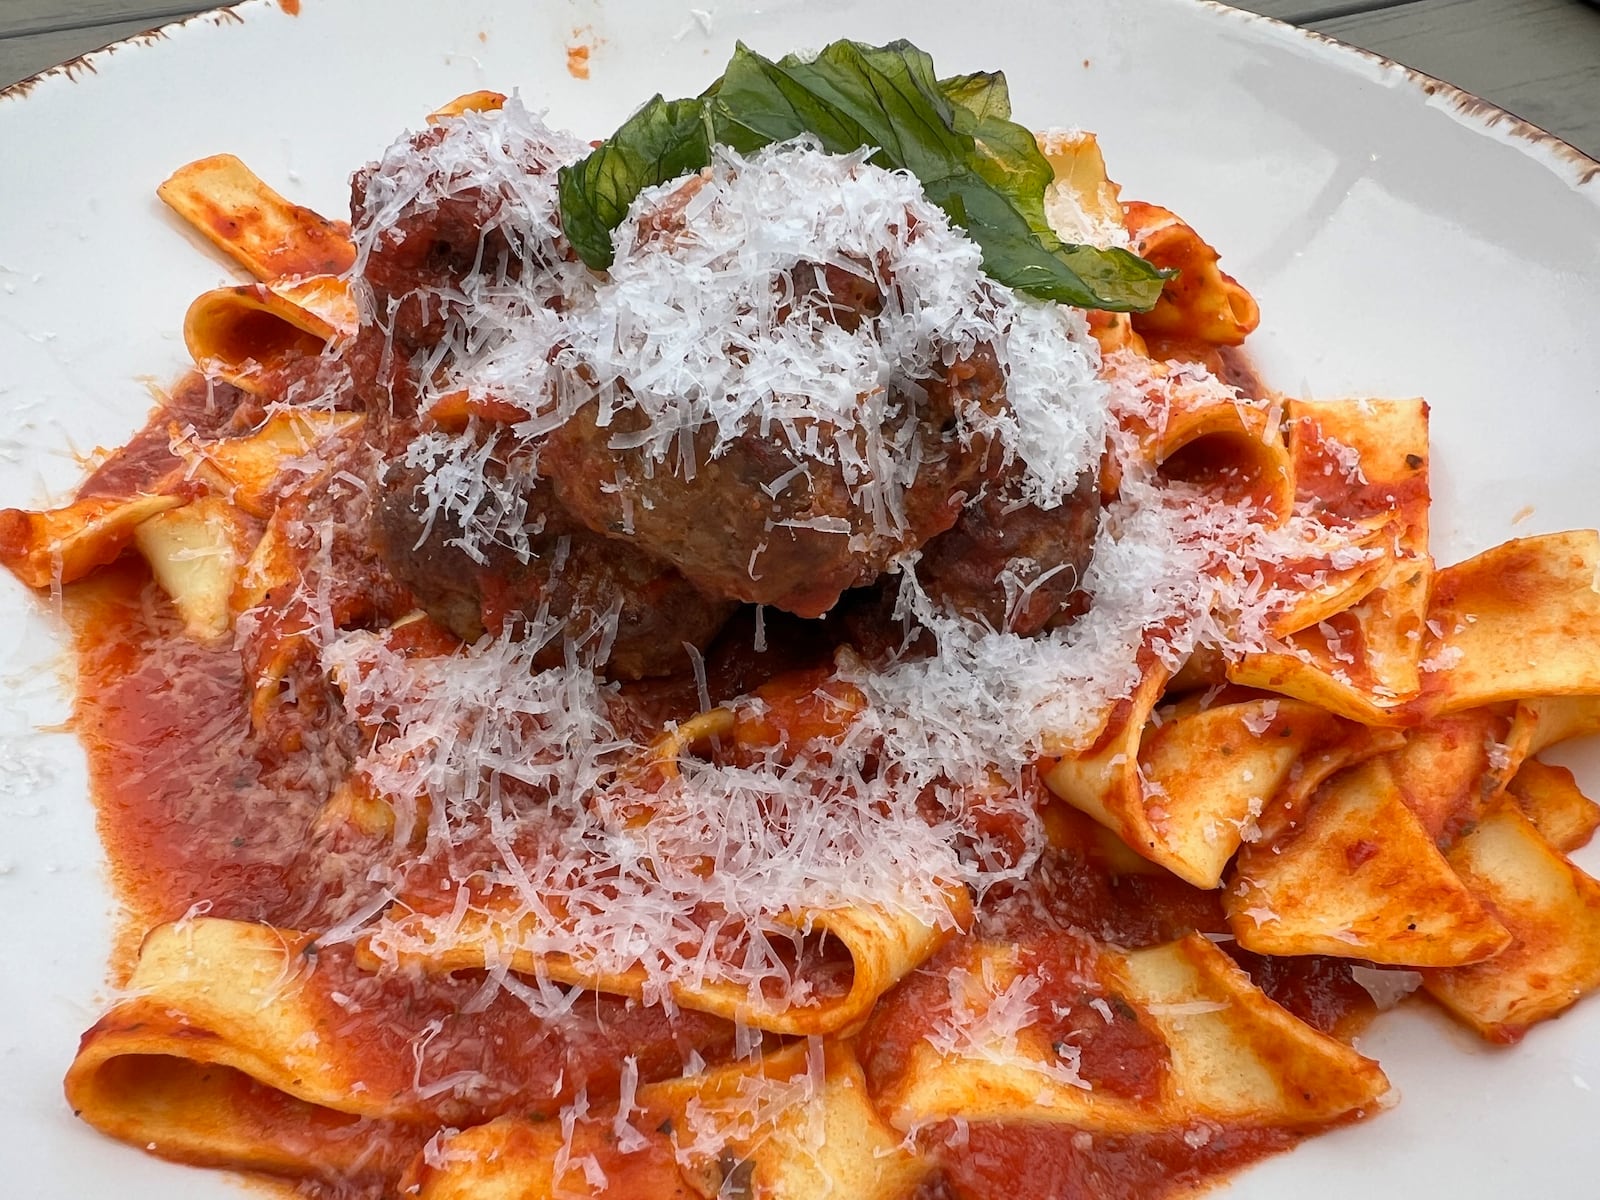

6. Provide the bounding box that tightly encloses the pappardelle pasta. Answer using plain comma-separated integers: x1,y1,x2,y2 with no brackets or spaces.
6,39,1600,1200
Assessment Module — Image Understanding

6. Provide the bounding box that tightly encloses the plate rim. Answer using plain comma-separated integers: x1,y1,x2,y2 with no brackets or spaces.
4,0,1597,193
2,2,1599,1197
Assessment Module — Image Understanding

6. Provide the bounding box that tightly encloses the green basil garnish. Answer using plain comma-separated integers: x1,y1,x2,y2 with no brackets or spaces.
556,39,1172,312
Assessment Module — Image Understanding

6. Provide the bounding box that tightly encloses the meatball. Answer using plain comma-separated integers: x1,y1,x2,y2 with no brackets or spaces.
352,132,1105,664
536,145,1049,619
353,168,512,351
916,467,1100,635
345,113,582,417
374,459,735,681
348,111,747,676
541,339,1003,618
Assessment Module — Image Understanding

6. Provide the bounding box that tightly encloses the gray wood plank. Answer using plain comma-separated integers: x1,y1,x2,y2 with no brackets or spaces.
0,1,206,40
0,16,183,90
1239,0,1412,18
1315,0,1600,158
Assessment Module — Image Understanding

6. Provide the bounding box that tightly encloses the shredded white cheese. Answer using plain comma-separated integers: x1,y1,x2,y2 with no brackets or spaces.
265,111,1387,1035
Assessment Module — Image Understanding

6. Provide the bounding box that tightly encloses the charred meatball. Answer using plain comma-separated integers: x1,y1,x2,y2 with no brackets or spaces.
541,146,1028,618
374,458,734,680
916,467,1100,635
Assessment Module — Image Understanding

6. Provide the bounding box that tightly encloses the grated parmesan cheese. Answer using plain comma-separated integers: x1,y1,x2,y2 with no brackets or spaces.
256,111,1391,1041
924,956,1088,1090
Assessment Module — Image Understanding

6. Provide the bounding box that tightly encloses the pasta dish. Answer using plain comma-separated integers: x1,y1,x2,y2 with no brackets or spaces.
5,38,1599,1200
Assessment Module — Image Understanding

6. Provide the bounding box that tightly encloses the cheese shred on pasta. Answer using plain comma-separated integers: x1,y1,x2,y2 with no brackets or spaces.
3,69,1598,1200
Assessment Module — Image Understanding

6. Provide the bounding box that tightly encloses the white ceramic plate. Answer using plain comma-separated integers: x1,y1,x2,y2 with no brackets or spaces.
2,0,1597,1194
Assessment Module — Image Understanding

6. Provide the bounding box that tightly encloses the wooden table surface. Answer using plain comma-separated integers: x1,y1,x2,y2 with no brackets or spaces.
2,0,1598,159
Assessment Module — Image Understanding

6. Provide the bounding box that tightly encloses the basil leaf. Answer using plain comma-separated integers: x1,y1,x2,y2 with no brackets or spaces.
724,41,1171,311
557,95,717,270
740,41,967,179
938,70,1013,123
557,38,1172,312
952,111,1172,312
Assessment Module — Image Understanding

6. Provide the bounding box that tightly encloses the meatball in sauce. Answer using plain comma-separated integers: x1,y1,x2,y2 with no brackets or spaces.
348,113,1105,677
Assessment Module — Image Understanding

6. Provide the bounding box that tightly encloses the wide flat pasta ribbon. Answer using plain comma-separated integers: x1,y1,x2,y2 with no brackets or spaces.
1416,530,1600,714
65,919,434,1184
159,154,359,391
1124,202,1260,349
874,933,1389,1135
361,890,967,1038
0,489,192,589
158,154,355,281
173,409,365,520
184,275,357,393
1105,360,1293,524
1506,758,1600,851
1224,756,1512,965
402,1040,925,1200
1421,806,1600,1042
132,494,255,642
1230,399,1431,724
1045,672,1388,888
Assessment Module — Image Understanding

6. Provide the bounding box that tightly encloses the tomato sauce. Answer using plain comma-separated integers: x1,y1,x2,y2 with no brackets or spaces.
925,1121,1308,1200
62,549,742,1198
858,795,1376,1199
63,537,1382,1198
859,927,1171,1107
81,375,269,500
57,362,1380,1198
66,562,308,937
1292,415,1428,522
291,945,740,1128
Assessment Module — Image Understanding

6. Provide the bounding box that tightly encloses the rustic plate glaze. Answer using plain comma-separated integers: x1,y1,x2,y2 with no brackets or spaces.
1,0,1596,1194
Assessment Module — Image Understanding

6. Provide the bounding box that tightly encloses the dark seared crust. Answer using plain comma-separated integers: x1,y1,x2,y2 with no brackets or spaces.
350,128,533,347
346,128,568,418
916,466,1100,635
541,340,1008,619
374,461,735,680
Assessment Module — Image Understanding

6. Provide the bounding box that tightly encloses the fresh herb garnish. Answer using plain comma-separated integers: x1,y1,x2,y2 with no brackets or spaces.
556,39,1172,312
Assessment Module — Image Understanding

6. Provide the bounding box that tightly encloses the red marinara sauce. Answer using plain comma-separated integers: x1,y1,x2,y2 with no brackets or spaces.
59,430,740,1198
855,792,1379,1200
58,382,1380,1198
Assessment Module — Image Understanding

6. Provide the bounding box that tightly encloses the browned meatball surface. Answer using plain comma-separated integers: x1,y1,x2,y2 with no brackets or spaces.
345,117,581,419
917,467,1100,635
537,352,1004,614
374,459,734,681
542,307,1009,619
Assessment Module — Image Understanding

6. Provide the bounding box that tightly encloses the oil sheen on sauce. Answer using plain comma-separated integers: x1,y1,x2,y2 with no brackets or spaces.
61,391,1378,1198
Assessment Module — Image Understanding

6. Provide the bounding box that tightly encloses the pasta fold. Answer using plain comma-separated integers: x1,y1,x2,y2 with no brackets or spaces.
362,890,968,1037
158,154,355,280
64,919,431,1183
183,276,356,392
875,934,1389,1134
